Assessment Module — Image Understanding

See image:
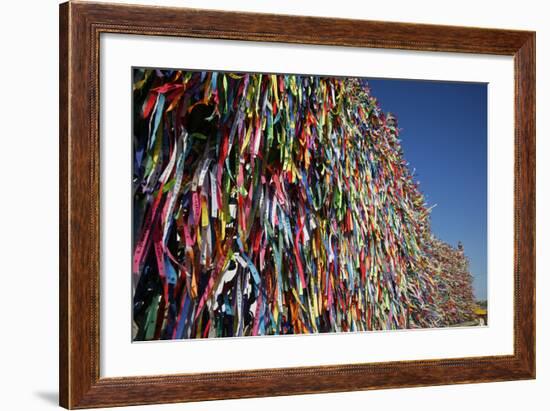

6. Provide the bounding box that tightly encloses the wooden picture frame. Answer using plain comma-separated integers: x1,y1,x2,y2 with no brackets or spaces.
59,1,535,408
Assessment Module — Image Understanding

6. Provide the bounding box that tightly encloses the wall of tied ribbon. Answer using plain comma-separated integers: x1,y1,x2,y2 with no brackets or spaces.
131,68,478,341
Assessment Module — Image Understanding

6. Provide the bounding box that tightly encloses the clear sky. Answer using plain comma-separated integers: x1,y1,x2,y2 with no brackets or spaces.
367,78,488,300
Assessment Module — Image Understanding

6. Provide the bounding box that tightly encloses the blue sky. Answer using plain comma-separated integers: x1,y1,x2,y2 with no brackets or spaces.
367,78,488,300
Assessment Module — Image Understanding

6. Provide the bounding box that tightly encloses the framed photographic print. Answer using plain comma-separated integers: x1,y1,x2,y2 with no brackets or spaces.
59,1,535,408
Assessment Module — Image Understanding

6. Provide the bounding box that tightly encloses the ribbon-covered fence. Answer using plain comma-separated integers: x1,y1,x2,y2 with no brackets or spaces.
131,69,477,340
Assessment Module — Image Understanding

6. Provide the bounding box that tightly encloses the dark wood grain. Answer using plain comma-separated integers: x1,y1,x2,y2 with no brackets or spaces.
59,2,69,407
59,1,536,408
514,34,536,375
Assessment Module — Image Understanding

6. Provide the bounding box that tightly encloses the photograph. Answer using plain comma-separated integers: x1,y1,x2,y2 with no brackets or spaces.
131,68,488,341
